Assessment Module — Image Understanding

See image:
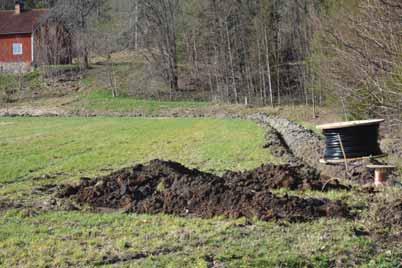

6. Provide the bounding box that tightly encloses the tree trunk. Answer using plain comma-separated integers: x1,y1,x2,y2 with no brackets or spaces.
134,0,139,50
225,21,238,103
264,27,274,107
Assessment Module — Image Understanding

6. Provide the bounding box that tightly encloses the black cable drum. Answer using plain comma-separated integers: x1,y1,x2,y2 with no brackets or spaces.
318,120,384,161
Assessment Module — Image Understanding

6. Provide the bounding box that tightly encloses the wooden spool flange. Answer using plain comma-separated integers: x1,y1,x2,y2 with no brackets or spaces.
317,119,385,130
367,165,396,187
320,154,387,165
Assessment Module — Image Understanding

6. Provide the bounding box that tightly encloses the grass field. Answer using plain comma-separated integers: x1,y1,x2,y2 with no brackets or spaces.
0,117,275,198
1,211,383,268
0,117,400,267
71,89,209,115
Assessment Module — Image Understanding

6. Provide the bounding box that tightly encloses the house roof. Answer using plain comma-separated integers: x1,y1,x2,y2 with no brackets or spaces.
0,9,48,35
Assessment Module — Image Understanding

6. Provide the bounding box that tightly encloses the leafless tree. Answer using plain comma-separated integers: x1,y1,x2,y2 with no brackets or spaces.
141,0,180,97
50,0,108,69
316,0,402,131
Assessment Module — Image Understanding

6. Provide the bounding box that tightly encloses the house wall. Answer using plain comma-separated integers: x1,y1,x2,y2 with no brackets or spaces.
0,33,33,73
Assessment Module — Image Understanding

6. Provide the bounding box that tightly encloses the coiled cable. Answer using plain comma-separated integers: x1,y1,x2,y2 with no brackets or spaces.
323,124,383,160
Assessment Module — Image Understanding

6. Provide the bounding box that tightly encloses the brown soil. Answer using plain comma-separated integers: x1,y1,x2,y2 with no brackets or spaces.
0,199,23,212
58,160,350,222
376,199,402,227
223,163,348,191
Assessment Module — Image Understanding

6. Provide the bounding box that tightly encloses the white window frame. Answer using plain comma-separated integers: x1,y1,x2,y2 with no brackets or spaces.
12,43,23,55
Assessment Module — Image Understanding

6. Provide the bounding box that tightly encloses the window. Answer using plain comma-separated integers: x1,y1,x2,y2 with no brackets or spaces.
12,43,23,55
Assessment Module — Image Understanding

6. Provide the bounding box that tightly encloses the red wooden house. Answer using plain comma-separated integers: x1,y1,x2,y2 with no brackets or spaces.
0,1,72,73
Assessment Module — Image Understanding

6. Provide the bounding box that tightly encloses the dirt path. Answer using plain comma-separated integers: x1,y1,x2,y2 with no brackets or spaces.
0,106,68,117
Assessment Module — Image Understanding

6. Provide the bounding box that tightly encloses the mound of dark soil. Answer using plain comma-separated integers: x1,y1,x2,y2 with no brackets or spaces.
224,163,348,191
58,160,350,222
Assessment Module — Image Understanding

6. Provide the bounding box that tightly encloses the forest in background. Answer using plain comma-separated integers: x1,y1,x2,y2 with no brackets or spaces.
1,0,401,130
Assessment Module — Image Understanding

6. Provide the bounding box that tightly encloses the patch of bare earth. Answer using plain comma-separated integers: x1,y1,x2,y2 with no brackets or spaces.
374,198,402,228
0,199,24,212
0,106,68,117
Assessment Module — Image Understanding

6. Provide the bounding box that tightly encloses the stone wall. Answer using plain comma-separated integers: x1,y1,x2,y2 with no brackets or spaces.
0,62,32,73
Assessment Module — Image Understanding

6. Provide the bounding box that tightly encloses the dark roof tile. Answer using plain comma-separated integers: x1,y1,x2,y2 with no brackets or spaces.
0,9,48,35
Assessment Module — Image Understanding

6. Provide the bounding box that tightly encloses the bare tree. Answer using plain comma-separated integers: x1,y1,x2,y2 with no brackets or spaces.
316,0,402,131
142,0,180,97
50,0,108,69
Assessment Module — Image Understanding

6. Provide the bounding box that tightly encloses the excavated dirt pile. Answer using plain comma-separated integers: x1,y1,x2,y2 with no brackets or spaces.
223,163,348,191
58,160,350,222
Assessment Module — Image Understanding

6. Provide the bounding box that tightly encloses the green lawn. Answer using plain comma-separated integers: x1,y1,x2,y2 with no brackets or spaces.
0,117,400,267
0,117,275,199
75,90,209,114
